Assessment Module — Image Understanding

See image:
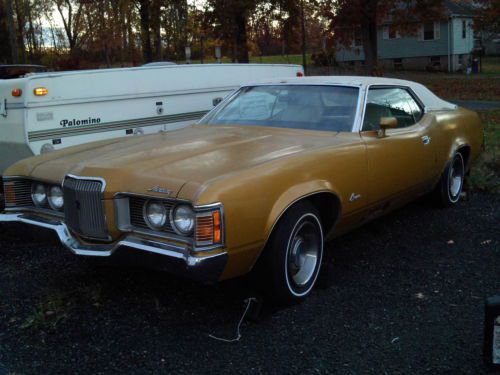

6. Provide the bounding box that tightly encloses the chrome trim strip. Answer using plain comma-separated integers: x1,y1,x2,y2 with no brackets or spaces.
114,193,225,252
0,213,226,264
27,110,209,142
63,174,107,192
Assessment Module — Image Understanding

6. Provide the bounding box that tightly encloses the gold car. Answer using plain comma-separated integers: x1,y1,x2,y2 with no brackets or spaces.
0,77,483,305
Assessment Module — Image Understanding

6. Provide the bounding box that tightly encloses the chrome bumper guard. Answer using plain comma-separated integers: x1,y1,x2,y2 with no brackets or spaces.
0,212,227,283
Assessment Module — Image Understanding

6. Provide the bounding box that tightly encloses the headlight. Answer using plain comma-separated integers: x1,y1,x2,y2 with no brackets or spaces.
144,201,167,230
48,186,64,210
171,204,195,235
31,183,47,207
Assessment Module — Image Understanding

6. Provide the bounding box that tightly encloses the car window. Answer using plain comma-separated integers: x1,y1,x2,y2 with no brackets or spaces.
200,85,360,132
362,87,423,131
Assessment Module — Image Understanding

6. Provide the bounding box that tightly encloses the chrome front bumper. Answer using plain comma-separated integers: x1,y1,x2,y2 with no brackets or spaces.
0,212,228,283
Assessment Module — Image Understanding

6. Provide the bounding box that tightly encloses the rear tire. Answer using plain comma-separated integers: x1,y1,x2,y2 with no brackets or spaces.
434,152,465,207
258,202,324,306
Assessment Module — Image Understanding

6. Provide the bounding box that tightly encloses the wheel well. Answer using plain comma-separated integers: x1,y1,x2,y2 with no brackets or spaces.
303,192,342,237
456,145,471,169
259,192,341,262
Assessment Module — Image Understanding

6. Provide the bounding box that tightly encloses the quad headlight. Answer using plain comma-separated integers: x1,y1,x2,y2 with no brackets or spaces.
171,204,195,235
31,183,47,207
31,183,64,210
48,186,64,211
144,201,168,230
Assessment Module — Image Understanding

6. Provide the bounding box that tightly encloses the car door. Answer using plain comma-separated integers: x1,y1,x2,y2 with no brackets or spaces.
360,86,435,209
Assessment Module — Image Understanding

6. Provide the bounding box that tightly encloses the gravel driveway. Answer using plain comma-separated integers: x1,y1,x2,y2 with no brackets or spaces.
0,193,499,374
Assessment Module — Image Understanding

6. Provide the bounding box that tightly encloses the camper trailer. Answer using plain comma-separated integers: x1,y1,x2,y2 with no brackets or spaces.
0,63,303,173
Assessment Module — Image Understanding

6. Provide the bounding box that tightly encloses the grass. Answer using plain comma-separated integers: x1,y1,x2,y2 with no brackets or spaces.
482,56,500,75
469,109,500,193
185,53,313,66
20,285,104,331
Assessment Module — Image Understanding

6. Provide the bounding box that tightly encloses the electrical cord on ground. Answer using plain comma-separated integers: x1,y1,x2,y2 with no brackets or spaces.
208,297,257,343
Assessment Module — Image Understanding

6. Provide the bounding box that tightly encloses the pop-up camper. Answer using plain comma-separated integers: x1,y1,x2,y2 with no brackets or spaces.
0,63,303,173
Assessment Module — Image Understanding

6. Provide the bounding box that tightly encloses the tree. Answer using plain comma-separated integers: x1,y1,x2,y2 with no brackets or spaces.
0,0,14,63
137,0,152,62
207,0,261,63
55,0,84,52
475,0,500,34
5,0,18,63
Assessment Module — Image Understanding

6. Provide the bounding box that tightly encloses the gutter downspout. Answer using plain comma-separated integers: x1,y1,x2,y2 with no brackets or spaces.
448,16,452,73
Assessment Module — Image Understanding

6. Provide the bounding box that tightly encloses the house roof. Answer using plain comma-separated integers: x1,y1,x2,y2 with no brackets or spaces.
444,0,477,17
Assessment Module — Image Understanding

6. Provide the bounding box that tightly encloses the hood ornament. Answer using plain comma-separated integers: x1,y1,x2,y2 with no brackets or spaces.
148,186,173,196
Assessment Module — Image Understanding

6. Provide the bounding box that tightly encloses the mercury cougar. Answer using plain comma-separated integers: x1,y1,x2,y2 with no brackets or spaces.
0,76,483,305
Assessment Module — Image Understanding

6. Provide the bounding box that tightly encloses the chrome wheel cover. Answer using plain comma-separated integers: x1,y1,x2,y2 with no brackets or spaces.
286,214,322,290
448,154,464,202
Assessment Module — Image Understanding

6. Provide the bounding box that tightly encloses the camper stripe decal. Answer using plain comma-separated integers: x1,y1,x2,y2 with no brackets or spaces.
27,110,209,142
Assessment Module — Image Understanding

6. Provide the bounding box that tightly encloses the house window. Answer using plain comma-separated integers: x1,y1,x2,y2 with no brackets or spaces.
430,56,441,67
462,20,467,39
389,25,399,39
423,22,435,40
383,25,401,40
353,29,362,47
393,58,403,70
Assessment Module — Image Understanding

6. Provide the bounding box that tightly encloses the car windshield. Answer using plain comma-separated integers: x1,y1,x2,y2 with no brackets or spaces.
200,85,359,132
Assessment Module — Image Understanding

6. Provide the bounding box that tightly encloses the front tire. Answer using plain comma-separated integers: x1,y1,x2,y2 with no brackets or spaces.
259,202,324,306
434,152,465,207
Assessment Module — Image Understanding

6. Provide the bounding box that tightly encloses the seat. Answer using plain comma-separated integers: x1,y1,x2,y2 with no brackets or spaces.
362,103,393,131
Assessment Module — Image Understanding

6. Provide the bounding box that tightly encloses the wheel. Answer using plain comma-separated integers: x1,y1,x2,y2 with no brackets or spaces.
434,152,465,207
258,202,324,306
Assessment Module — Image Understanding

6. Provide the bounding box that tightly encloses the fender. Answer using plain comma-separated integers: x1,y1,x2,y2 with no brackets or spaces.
264,179,342,242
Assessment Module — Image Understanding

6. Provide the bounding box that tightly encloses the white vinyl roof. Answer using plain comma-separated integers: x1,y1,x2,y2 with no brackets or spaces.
250,76,457,112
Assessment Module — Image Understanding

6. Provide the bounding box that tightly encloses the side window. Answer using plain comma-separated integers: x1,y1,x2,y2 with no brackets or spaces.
362,87,423,131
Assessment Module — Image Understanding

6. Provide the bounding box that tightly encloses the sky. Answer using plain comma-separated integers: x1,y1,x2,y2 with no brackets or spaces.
49,0,204,28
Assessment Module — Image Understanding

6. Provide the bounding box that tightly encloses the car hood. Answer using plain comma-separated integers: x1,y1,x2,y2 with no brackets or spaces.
13,125,342,199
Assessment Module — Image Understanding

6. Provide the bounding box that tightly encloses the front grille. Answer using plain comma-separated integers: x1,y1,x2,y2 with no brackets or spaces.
129,196,177,234
3,179,33,208
63,176,108,240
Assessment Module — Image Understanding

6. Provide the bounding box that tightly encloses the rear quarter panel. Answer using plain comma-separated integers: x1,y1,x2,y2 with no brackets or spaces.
429,107,483,177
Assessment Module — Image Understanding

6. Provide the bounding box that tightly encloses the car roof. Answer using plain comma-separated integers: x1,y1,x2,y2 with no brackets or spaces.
246,75,457,112
251,75,419,87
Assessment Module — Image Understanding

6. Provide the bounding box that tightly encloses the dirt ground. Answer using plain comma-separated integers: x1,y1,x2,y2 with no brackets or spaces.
0,193,498,374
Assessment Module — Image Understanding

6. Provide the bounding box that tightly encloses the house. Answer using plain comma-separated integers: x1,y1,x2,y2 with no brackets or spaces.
335,1,477,72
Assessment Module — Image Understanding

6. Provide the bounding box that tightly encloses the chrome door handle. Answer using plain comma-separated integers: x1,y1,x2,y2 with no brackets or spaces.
421,135,431,145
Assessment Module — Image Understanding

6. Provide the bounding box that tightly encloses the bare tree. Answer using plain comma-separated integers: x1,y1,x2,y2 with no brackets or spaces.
55,0,84,52
5,0,18,62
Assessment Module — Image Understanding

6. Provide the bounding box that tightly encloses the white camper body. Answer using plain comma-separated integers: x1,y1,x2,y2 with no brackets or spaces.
0,63,303,173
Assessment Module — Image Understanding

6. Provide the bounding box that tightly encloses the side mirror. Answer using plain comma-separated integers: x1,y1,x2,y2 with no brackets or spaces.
378,117,398,137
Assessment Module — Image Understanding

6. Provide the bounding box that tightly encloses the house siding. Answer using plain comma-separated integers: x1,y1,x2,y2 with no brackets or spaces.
378,22,449,58
451,17,474,55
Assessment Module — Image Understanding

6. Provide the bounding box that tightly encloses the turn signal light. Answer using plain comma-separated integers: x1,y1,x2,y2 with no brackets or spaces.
213,210,221,244
34,87,48,96
11,88,22,97
4,182,16,204
195,209,223,246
